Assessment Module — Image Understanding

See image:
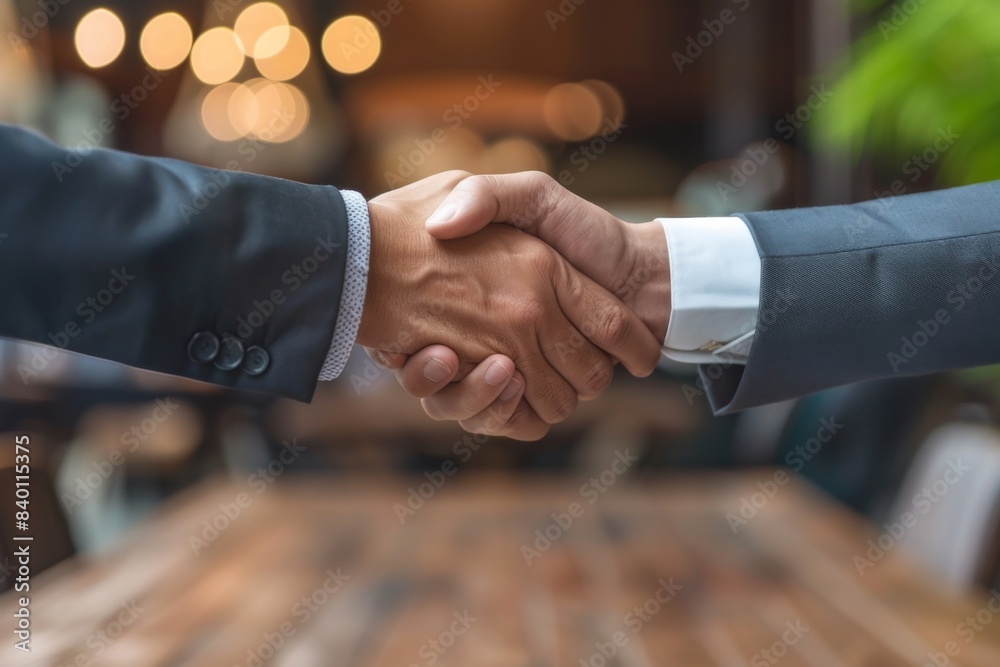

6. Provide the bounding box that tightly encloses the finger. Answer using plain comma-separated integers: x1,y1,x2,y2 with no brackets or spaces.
487,398,551,442
553,262,662,377
465,399,552,443
392,345,461,399
454,371,549,441
517,351,579,425
537,319,615,401
365,347,409,370
419,355,517,420
454,370,525,433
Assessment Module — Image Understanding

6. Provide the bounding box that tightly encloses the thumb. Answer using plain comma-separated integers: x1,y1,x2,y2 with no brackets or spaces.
425,172,563,240
424,172,603,255
425,175,503,240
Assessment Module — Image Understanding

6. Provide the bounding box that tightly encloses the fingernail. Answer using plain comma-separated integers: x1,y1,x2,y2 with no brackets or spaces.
426,203,459,227
423,358,452,383
500,377,522,401
485,360,511,387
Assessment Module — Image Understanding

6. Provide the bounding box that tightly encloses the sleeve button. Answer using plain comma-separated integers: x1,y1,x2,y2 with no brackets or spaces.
188,332,220,364
213,335,245,371
242,346,270,376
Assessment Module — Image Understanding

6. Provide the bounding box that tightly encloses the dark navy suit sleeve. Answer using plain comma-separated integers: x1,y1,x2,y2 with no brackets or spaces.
0,123,349,401
702,181,1000,414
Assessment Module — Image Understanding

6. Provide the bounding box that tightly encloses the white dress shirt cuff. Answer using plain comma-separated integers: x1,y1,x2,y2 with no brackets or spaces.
659,216,761,365
319,190,370,380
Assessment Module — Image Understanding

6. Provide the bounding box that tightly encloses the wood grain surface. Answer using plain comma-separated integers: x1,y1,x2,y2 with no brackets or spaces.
3,471,999,667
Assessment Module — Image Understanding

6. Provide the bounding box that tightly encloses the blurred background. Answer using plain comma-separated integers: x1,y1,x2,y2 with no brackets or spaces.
3,0,1000,606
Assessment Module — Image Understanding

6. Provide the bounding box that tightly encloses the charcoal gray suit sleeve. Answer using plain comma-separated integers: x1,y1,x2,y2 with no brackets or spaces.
702,181,1000,415
0,123,351,401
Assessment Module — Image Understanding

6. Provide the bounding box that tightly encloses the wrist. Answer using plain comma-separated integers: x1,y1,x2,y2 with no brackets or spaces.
357,199,444,351
357,202,392,348
626,222,670,344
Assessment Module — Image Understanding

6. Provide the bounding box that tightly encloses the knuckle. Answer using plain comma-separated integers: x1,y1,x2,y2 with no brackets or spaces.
439,169,474,186
455,392,493,421
528,171,559,219
543,389,578,424
564,267,585,301
525,243,557,275
513,297,546,328
497,403,537,437
526,170,556,192
595,302,630,348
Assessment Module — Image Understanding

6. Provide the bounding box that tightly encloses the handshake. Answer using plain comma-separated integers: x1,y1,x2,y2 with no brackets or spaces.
356,171,672,441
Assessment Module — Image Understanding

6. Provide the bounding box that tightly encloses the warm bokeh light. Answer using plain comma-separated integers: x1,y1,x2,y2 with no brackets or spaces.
140,13,193,71
378,128,485,186
543,82,604,141
254,26,310,81
234,2,289,58
215,78,309,144
246,80,309,142
191,27,245,85
227,82,257,138
269,82,309,143
322,15,381,75
582,80,626,131
74,8,125,69
478,137,551,175
246,79,283,138
201,83,246,142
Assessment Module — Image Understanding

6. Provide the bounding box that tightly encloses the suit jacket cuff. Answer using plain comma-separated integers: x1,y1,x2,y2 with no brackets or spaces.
319,190,370,380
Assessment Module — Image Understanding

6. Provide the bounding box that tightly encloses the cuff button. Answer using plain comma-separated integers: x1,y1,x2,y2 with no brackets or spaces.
242,346,270,376
214,336,245,371
188,332,220,364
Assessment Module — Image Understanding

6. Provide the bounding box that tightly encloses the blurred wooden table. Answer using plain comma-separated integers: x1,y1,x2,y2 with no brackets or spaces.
4,472,1000,667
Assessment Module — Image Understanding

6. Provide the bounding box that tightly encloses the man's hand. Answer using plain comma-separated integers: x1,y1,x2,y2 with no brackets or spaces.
425,171,670,341
369,172,672,439
358,171,662,440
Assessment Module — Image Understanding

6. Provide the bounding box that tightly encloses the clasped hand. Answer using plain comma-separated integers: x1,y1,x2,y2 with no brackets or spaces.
356,171,670,440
